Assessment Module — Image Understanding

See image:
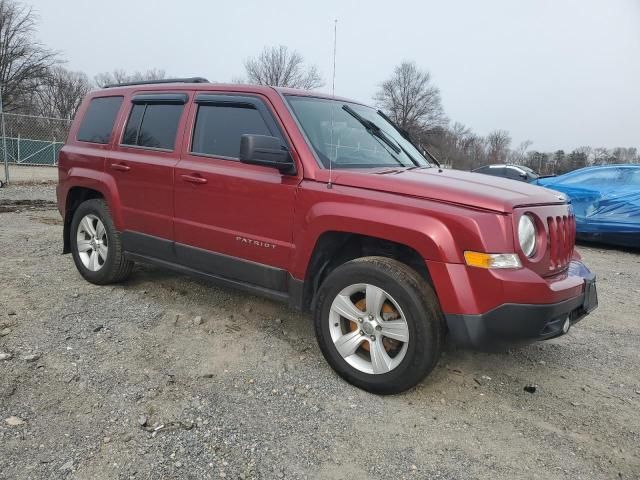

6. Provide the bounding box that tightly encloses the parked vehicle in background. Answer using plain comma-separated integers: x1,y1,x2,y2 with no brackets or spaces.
57,79,598,394
532,164,640,248
472,164,539,182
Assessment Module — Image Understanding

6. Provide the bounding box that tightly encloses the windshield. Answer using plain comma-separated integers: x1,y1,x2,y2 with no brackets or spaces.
520,166,539,178
285,95,433,169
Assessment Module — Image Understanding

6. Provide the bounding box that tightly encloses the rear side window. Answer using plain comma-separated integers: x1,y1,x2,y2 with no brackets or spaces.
122,103,184,150
486,167,506,177
77,96,123,144
191,104,272,158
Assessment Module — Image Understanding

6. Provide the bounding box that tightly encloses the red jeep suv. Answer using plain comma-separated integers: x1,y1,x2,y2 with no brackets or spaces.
57,78,598,394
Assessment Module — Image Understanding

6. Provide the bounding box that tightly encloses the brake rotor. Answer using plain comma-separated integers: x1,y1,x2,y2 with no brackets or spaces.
349,297,402,353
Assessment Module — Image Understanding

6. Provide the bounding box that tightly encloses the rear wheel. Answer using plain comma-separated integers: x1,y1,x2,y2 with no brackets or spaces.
313,256,444,394
70,199,133,285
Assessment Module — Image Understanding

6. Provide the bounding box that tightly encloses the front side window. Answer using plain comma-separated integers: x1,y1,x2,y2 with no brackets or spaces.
77,96,123,144
191,104,273,158
122,102,184,150
285,96,433,169
505,167,524,180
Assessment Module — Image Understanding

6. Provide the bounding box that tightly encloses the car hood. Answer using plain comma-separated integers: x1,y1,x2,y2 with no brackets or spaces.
329,167,567,213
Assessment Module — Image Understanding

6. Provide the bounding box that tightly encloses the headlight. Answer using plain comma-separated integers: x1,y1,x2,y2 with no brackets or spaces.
518,214,537,257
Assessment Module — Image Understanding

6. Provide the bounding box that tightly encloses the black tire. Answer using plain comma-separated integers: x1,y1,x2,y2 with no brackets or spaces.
313,256,444,394
70,198,133,285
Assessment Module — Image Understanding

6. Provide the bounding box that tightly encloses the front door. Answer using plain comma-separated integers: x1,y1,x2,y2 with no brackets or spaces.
174,94,300,292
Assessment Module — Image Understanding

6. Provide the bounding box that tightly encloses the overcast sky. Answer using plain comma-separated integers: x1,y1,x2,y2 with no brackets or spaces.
28,0,639,151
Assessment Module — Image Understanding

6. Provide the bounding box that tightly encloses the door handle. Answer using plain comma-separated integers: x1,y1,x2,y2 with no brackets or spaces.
111,163,131,172
180,174,208,184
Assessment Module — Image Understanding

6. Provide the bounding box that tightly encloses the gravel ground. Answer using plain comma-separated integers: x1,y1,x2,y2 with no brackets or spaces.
2,165,57,185
1,185,639,480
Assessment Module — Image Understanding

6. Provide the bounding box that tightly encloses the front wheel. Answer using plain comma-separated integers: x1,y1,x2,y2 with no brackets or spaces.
313,257,444,394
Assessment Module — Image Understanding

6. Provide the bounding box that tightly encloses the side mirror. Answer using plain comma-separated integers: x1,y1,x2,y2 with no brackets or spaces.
239,134,295,174
519,172,528,179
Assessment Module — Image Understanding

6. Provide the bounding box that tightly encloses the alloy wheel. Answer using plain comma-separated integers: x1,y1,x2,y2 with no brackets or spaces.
76,214,108,272
328,283,410,374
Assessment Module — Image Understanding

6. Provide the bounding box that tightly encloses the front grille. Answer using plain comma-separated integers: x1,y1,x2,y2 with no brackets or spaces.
547,214,575,270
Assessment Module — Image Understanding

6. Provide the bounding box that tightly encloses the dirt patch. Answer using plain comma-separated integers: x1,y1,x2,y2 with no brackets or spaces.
0,206,639,480
28,215,63,225
0,199,57,213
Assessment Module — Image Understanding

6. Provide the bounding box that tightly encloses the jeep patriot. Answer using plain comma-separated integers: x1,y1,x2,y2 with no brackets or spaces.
57,78,598,394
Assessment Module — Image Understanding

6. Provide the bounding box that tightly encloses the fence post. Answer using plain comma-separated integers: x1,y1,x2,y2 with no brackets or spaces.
52,137,56,165
17,133,20,164
1,110,8,185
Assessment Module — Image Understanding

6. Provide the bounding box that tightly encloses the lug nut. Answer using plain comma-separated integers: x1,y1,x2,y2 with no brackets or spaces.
370,335,376,341
368,314,374,320
359,330,364,335
375,325,382,331
358,318,363,323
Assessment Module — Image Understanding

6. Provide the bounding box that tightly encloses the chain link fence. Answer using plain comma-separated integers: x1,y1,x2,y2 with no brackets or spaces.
1,113,71,167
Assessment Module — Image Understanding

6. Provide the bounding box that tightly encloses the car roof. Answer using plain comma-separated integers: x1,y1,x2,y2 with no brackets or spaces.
92,82,365,105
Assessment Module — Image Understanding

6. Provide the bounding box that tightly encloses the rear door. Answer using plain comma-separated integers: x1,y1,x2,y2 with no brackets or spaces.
107,91,190,251
173,93,300,291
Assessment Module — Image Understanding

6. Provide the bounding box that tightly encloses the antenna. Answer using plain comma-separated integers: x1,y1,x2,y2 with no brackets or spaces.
328,18,337,189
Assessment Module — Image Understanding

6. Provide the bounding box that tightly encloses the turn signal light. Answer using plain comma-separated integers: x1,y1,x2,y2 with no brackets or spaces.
464,251,522,269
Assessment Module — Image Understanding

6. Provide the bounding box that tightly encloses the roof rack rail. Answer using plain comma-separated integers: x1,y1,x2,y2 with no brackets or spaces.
103,77,210,88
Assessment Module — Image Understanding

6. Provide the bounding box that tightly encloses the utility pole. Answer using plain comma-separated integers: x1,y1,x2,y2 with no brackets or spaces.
0,83,8,185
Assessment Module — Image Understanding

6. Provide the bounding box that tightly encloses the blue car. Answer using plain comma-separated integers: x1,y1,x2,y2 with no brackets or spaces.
531,165,640,248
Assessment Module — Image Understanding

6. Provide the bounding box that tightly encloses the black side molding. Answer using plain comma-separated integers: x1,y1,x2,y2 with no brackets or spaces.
174,243,287,292
121,231,305,309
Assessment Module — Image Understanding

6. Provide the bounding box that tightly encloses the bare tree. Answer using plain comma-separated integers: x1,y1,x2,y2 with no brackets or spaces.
34,66,91,119
592,147,611,165
243,45,323,89
94,68,166,88
0,0,58,112
508,140,533,164
612,147,638,164
374,61,447,136
486,129,512,164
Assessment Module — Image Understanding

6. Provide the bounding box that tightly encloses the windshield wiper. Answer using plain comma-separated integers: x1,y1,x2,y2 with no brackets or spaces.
376,110,441,168
342,105,402,155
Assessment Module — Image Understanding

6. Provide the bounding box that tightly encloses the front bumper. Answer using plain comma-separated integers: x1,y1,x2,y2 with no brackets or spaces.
445,262,598,349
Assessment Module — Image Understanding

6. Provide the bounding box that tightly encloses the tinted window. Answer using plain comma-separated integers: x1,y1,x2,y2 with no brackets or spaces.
191,104,272,158
122,104,145,145
77,96,123,144
485,167,506,177
122,103,184,150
